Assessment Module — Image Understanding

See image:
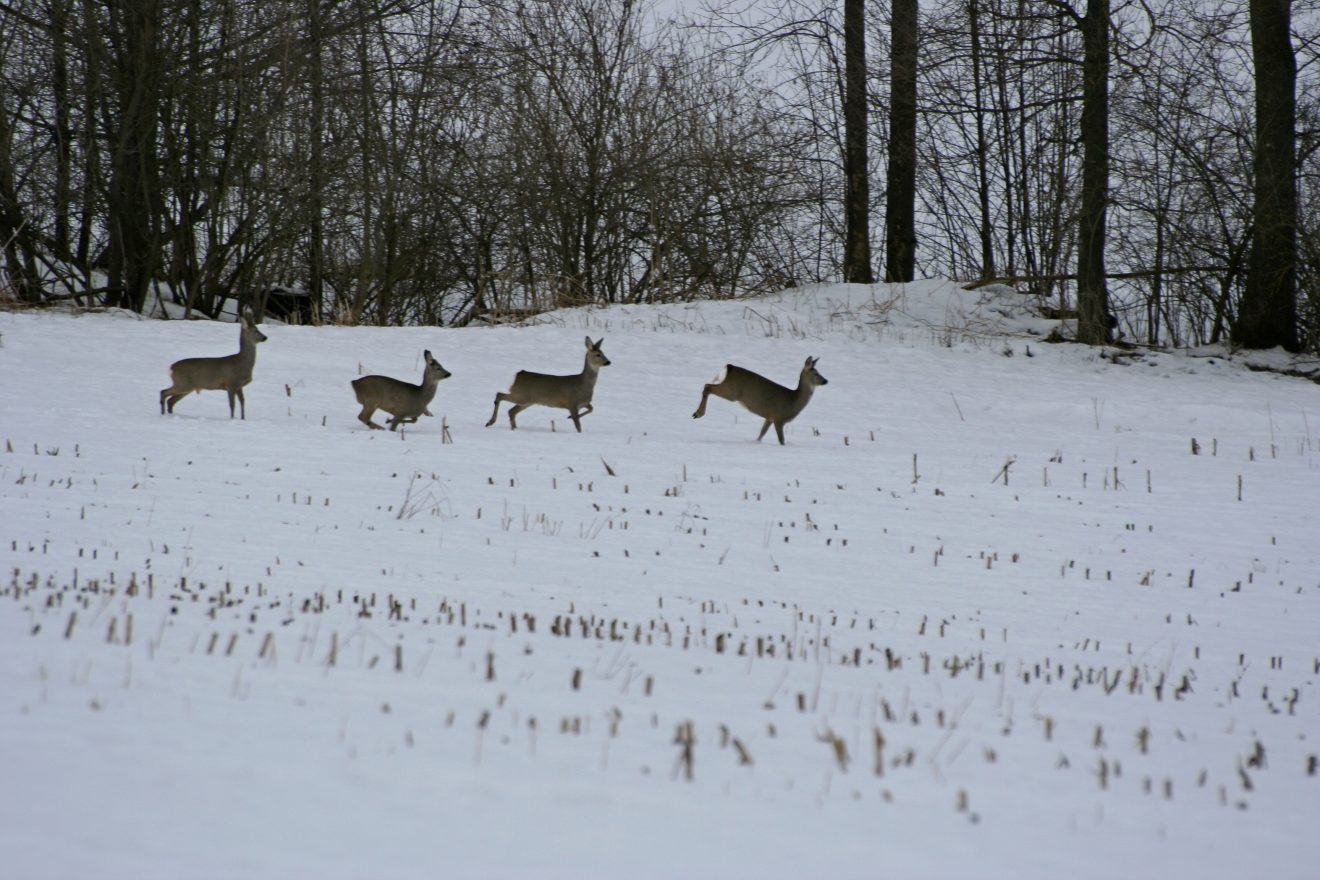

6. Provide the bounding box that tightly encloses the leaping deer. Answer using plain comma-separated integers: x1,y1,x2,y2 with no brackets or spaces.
692,356,827,444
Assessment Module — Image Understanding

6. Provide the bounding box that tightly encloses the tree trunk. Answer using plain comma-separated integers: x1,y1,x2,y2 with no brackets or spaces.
1075,0,1111,344
103,0,163,313
51,0,74,262
968,0,995,280
842,0,873,284
307,0,326,323
77,0,102,277
1235,0,1298,351
884,0,917,283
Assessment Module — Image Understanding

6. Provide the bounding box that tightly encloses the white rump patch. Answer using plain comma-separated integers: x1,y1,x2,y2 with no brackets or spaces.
712,365,728,384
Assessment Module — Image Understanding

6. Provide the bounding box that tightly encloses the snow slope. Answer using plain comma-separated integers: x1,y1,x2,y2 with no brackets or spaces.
1,280,1318,879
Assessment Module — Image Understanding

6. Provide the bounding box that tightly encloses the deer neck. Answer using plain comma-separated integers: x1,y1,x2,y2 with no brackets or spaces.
789,377,816,416
238,330,259,367
580,355,601,388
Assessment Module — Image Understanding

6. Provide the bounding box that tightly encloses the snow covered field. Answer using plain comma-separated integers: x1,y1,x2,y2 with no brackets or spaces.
2,280,1318,879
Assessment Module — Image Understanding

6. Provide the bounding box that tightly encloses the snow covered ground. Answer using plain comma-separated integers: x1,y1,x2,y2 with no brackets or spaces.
1,280,1318,879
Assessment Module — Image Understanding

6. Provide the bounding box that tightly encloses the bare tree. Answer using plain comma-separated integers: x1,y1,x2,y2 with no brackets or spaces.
102,0,166,312
843,0,874,283
1073,0,1111,344
6,0,1312,346
967,0,996,280
0,46,42,302
884,0,917,282
1235,0,1299,350
305,0,327,322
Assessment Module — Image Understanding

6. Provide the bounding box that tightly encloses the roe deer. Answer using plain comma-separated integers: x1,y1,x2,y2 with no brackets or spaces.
692,356,827,445
485,336,610,432
351,350,452,431
160,309,268,419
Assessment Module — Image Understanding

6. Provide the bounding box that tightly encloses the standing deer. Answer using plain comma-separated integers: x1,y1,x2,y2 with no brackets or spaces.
691,356,828,445
160,309,268,419
485,336,610,432
351,350,452,431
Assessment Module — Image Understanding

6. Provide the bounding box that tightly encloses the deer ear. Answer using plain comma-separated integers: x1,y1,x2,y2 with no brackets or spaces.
424,350,433,362
596,337,604,348
805,356,816,367
585,336,593,349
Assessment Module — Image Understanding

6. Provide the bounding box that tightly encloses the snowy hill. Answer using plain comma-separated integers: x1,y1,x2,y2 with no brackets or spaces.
2,280,1318,879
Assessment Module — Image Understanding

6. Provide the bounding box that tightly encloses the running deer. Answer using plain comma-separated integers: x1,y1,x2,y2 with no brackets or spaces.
485,336,610,432
351,350,452,431
691,356,828,445
159,309,268,419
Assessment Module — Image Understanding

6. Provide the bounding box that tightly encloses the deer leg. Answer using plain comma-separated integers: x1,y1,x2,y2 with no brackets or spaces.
160,388,172,414
486,393,510,428
757,419,774,442
773,421,786,445
695,382,739,418
235,388,246,420
692,387,713,419
358,407,384,430
570,403,593,431
388,413,420,431
507,403,527,429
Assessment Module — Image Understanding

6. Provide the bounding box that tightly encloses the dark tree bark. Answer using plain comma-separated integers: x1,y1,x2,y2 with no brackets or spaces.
0,93,43,302
1235,0,1298,351
842,0,873,284
968,0,995,280
1074,0,1111,344
77,0,102,274
307,0,327,323
884,0,917,283
51,0,74,262
103,0,164,313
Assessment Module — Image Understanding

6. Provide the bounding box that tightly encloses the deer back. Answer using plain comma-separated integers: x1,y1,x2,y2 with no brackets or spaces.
506,337,609,409
352,351,450,417
169,313,267,392
719,356,826,422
